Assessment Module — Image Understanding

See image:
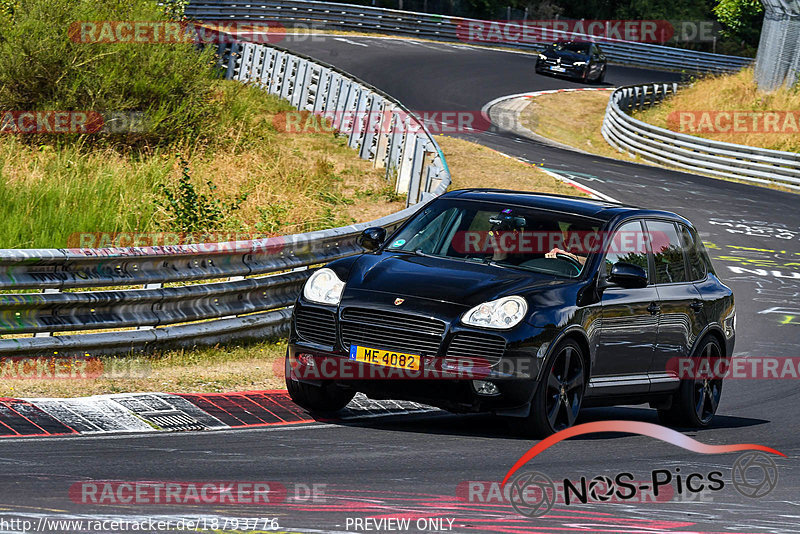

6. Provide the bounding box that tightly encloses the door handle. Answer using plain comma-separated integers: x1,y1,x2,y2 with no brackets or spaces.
647,302,661,315
690,300,704,312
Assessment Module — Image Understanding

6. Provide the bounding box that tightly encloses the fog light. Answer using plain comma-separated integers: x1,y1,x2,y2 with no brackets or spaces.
297,353,316,368
472,380,500,396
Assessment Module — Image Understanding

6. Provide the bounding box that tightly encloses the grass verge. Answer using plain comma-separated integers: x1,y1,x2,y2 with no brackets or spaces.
0,136,588,398
635,68,800,153
0,81,402,248
437,135,590,195
519,91,635,161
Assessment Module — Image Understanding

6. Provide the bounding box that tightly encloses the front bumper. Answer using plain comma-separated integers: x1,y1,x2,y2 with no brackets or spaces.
288,290,556,414
536,61,588,79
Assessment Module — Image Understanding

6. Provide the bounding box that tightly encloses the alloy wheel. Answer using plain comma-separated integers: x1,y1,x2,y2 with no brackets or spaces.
544,345,585,431
693,341,723,424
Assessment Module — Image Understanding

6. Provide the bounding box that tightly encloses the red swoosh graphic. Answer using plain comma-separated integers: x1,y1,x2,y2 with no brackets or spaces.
501,420,784,487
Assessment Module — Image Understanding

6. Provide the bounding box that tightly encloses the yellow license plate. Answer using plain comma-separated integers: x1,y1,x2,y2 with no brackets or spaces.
349,345,420,371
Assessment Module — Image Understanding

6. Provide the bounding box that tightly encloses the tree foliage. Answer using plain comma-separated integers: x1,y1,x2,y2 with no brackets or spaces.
713,0,764,45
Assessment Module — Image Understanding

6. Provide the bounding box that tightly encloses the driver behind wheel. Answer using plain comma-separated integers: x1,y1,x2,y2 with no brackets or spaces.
545,223,589,266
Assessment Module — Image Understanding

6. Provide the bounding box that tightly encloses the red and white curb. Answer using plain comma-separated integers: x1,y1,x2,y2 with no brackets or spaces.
0,392,438,438
480,87,615,118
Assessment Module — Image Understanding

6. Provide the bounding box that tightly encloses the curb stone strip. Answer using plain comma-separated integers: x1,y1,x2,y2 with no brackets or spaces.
0,392,438,437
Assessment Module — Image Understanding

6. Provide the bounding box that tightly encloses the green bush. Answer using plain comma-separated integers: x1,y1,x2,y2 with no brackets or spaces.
0,0,217,148
156,158,248,233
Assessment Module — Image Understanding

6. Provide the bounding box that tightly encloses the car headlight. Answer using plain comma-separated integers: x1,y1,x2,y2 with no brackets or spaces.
303,268,345,305
573,61,587,66
462,296,528,329
538,54,547,60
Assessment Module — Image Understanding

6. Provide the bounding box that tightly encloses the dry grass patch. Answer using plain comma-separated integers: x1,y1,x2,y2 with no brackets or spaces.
436,135,587,196
636,68,800,153
0,341,287,398
0,81,403,248
518,91,632,160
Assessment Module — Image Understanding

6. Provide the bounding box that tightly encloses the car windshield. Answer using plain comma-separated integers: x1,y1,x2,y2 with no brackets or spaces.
385,199,601,278
553,42,591,53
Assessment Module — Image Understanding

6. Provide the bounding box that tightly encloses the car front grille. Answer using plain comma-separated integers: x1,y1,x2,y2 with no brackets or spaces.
294,305,337,347
445,332,507,368
340,307,446,356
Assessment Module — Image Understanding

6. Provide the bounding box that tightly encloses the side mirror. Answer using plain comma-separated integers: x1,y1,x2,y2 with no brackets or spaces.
608,262,648,288
357,227,386,251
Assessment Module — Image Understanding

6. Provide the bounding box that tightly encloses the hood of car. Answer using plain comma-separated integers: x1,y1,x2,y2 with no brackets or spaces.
343,252,576,308
543,50,589,63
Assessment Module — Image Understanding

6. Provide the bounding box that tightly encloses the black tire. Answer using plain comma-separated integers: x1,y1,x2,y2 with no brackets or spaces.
285,351,355,413
658,337,724,428
519,339,586,438
594,66,606,84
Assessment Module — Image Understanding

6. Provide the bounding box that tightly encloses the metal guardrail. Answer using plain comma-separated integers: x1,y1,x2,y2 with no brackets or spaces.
0,40,451,357
602,83,800,190
185,0,753,73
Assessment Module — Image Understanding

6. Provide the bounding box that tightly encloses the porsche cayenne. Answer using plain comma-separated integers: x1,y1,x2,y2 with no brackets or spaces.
286,190,734,437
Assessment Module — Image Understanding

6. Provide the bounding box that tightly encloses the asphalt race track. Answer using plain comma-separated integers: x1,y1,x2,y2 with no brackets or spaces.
1,36,798,534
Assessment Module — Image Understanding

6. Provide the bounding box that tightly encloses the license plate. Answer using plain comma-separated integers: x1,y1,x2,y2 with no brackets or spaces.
349,345,420,371
550,66,565,72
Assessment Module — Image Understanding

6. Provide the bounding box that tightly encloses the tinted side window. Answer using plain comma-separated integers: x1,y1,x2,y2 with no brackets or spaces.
679,225,706,281
647,221,688,284
604,221,649,279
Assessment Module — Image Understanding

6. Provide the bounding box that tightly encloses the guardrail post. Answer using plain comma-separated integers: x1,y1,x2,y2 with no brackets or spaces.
324,74,341,114
291,59,309,108
259,48,277,89
333,79,352,130
269,51,286,95
360,95,384,161
313,69,331,114
394,115,415,193
250,45,265,84
349,89,370,150
300,64,317,111
386,112,405,181
406,136,426,206
373,105,394,169
281,56,298,101
237,42,256,82
225,42,241,80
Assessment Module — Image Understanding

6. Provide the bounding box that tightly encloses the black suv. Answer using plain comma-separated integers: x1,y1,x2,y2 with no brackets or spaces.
286,191,734,437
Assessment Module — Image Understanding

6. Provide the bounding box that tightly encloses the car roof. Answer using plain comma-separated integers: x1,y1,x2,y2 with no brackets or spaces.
440,189,689,224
